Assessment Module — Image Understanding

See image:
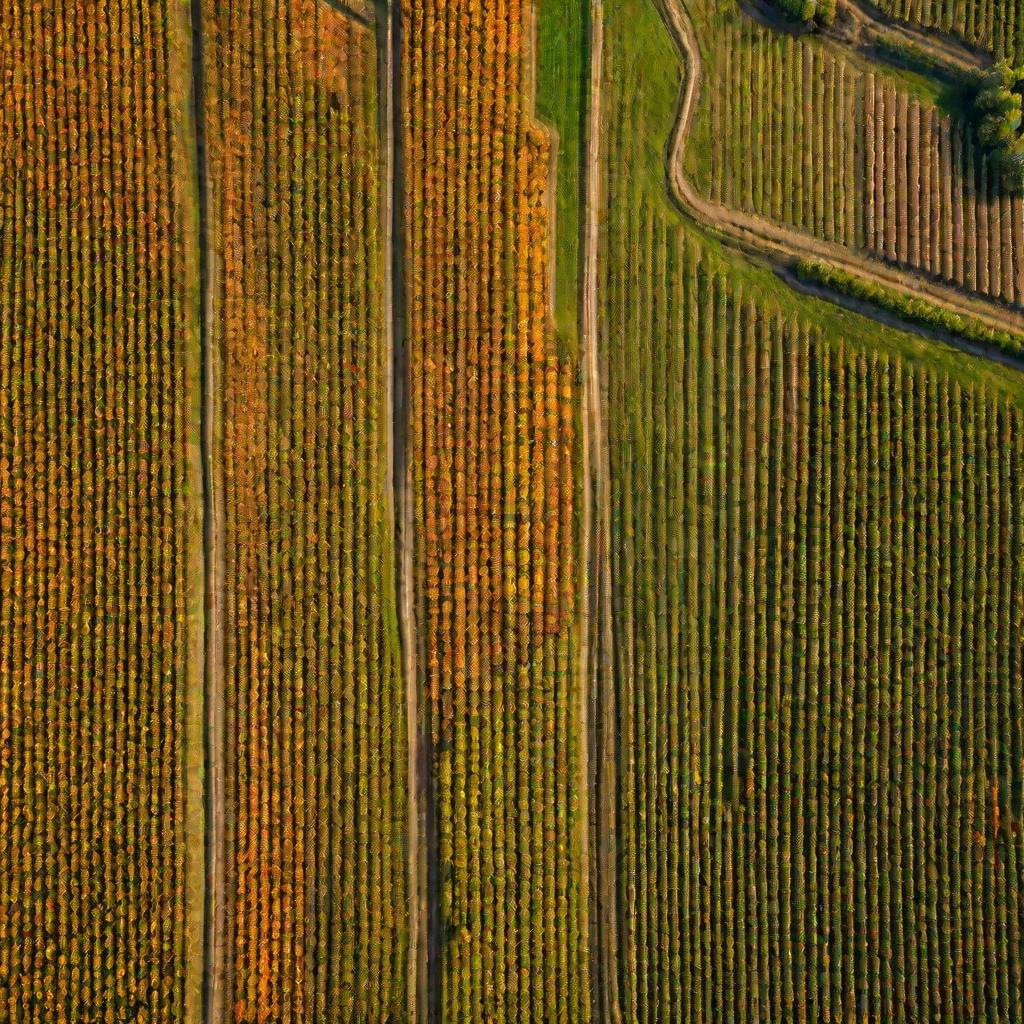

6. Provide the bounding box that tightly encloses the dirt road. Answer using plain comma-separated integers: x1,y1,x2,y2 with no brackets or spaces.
581,8,627,1022
372,2,425,1020
186,0,227,1015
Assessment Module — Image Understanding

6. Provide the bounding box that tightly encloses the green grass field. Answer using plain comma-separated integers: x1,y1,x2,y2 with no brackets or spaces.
537,0,588,351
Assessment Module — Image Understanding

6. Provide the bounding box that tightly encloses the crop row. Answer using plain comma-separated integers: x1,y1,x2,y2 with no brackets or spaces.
704,18,1024,307
0,0,202,1019
877,0,1024,63
704,27,860,247
863,74,1024,301
401,0,589,1019
602,22,1024,1018
202,3,407,1020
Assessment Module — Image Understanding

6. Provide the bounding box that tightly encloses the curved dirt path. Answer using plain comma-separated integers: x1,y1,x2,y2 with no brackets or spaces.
659,0,1024,357
740,0,978,75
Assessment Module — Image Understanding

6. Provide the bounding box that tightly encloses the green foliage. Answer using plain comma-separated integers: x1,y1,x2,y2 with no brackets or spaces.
536,0,586,352
777,0,834,25
975,60,1024,190
816,0,837,24
779,0,816,20
795,258,1024,358
871,29,980,110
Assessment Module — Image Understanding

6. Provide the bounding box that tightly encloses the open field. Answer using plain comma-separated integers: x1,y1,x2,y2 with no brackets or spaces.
0,0,204,1017
593,0,1024,1019
4,0,1024,1019
200,3,407,1019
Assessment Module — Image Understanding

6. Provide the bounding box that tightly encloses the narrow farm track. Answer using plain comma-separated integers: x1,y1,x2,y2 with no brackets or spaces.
189,0,226,1016
581,6,622,1022
660,0,1024,364
377,1,427,1018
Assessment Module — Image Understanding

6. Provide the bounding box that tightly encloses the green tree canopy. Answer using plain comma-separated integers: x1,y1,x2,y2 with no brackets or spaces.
777,0,836,27
976,60,1024,190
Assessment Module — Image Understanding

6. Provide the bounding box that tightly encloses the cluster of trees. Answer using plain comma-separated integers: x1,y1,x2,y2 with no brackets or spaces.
777,0,836,26
975,61,1024,190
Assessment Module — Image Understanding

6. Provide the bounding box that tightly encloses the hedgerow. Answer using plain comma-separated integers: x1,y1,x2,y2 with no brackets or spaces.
795,258,1024,358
